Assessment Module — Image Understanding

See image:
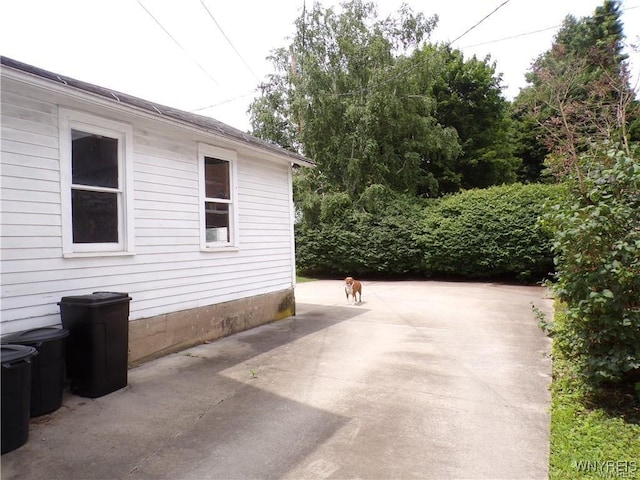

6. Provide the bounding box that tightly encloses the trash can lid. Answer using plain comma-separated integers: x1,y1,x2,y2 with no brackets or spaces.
2,327,70,344
58,292,131,307
1,344,38,364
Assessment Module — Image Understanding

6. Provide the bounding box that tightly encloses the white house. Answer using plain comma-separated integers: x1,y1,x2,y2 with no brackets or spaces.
1,56,313,365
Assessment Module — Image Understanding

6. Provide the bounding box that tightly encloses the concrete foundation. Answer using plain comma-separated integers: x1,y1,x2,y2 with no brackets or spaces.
128,288,295,366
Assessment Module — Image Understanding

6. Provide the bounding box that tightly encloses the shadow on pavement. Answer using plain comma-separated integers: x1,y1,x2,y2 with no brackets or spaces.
1,304,367,480
167,303,371,377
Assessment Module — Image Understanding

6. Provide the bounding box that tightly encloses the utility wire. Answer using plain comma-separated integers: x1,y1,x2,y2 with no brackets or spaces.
191,89,259,112
136,0,219,85
462,25,559,48
463,4,640,49
450,0,511,45
194,2,640,114
198,0,261,83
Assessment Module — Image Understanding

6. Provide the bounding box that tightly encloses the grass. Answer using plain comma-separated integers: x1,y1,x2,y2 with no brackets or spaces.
549,311,640,479
296,275,318,283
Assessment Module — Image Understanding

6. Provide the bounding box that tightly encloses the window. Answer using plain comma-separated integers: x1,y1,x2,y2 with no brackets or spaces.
59,110,134,256
199,144,238,249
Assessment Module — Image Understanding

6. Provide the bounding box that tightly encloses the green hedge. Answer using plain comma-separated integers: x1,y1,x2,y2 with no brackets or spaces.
295,189,427,276
423,183,562,280
295,183,561,281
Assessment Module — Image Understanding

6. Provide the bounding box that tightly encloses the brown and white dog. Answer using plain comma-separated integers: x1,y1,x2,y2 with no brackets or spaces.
344,277,362,304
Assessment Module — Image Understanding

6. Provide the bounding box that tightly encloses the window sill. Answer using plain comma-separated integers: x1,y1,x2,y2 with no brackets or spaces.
200,246,240,253
63,251,136,259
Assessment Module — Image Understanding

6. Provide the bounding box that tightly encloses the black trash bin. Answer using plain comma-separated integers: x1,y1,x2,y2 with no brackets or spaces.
2,327,70,417
58,292,131,398
1,344,38,454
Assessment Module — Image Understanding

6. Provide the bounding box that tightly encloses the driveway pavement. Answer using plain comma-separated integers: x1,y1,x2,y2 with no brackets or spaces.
1,280,554,480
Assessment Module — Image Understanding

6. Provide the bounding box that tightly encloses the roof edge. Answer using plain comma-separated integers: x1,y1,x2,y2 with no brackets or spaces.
1,56,314,167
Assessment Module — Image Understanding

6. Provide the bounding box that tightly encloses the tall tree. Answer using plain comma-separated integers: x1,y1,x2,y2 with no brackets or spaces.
429,45,519,189
512,0,636,179
510,93,551,183
250,0,518,197
252,0,449,196
523,0,640,385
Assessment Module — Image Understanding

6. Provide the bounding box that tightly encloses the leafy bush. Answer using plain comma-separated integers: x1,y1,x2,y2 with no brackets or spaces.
544,147,640,384
295,183,558,281
295,186,427,276
422,183,562,280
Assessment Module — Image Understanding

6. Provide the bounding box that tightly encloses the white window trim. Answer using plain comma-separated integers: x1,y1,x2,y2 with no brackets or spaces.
198,143,239,251
59,109,135,257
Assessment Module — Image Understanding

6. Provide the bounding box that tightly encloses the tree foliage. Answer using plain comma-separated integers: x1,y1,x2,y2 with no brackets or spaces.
520,0,640,385
511,0,638,181
430,46,519,189
250,0,517,198
510,97,551,183
544,147,640,384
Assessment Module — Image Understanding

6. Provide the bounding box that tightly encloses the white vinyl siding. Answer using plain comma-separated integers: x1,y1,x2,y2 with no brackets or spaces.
1,75,297,333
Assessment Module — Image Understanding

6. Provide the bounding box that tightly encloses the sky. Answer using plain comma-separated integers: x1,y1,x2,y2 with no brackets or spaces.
1,0,639,132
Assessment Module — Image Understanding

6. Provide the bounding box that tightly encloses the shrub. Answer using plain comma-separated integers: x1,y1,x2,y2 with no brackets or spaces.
422,183,562,281
295,186,427,276
544,147,640,384
295,183,558,281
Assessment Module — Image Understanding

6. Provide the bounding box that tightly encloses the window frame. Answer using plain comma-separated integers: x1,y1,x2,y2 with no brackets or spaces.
198,143,239,251
59,109,135,257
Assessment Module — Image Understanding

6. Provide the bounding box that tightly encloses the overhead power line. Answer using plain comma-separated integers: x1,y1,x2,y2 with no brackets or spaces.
199,0,261,83
191,89,259,112
136,0,219,86
185,1,640,117
462,25,559,49
462,4,640,49
450,0,512,45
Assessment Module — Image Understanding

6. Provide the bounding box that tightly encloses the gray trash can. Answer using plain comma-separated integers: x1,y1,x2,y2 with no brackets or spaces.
58,292,131,398
2,327,70,417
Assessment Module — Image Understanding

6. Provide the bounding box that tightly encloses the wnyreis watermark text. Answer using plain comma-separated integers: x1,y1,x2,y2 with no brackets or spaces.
574,460,638,478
